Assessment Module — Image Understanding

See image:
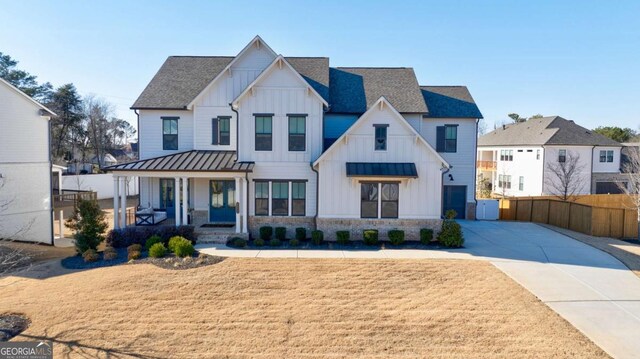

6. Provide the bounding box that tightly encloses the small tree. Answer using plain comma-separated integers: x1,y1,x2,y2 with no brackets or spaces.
66,198,108,254
619,145,640,241
545,151,586,201
476,174,492,199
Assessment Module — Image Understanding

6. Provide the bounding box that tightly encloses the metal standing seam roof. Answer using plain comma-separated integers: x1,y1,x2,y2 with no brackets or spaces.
103,150,254,172
346,162,418,178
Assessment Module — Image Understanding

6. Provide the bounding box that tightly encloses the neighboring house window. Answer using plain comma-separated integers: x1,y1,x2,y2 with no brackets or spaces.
381,183,399,218
291,182,306,216
374,124,388,151
271,181,289,216
361,183,378,218
255,182,269,216
558,149,566,163
255,115,273,151
436,125,458,153
600,150,614,163
536,149,541,160
498,174,503,188
505,175,512,189
288,115,306,151
499,149,513,161
212,117,231,145
360,182,399,219
162,117,178,150
519,176,524,191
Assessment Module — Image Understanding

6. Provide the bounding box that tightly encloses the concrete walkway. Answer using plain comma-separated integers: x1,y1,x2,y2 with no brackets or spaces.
197,221,640,358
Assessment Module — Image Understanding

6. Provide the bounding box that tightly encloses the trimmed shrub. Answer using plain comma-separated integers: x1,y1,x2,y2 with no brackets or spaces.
363,230,379,246
173,239,195,257
229,237,247,248
336,231,350,245
127,244,142,254
66,199,108,254
311,230,324,245
145,235,163,251
128,250,141,260
269,238,282,247
149,243,167,258
168,236,187,252
295,227,306,241
259,226,273,241
444,209,458,220
388,230,405,246
420,228,434,245
103,247,118,261
106,225,197,248
254,238,265,247
275,227,287,240
82,249,99,263
438,219,464,248
289,238,300,247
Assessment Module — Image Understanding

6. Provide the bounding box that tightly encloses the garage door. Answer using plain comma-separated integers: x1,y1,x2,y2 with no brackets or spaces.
595,182,625,194
443,185,466,219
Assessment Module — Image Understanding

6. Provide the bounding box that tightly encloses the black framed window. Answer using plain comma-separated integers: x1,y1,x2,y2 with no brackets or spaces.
255,182,269,216
374,125,387,151
212,117,230,145
255,116,272,151
162,117,178,150
444,125,457,152
291,182,305,216
271,181,289,216
361,183,378,218
288,116,306,151
558,149,566,163
600,150,613,163
381,183,399,218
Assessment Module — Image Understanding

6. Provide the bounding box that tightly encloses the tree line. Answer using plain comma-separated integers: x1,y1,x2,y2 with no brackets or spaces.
0,52,136,168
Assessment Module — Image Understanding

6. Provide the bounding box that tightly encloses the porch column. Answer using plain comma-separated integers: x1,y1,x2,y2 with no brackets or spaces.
120,176,127,228
174,177,181,226
235,177,241,233
57,170,62,195
242,177,248,233
113,175,120,229
182,177,188,225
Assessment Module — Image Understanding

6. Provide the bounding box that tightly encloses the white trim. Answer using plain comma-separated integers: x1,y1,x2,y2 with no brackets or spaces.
232,55,329,108
187,35,277,109
0,77,57,117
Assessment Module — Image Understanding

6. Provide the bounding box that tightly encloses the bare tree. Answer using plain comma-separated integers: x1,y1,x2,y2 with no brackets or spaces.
83,95,114,168
545,151,586,201
619,145,640,240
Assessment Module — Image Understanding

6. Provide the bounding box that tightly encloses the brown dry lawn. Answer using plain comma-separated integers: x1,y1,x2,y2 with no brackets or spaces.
0,258,608,358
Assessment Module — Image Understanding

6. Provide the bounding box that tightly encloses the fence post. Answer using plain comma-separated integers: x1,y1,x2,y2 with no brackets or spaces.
529,200,534,222
514,199,518,221
58,209,64,239
567,202,572,229
547,200,551,224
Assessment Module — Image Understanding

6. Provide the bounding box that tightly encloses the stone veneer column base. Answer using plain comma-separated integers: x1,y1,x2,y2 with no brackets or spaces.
248,216,316,239
316,218,442,241
466,202,477,220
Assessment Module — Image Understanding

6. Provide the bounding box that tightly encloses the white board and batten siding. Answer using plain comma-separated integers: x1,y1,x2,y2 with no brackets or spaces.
0,80,53,243
318,105,443,219
138,110,194,159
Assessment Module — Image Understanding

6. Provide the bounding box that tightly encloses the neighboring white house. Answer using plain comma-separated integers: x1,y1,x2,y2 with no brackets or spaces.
0,78,56,244
477,116,624,197
105,36,482,239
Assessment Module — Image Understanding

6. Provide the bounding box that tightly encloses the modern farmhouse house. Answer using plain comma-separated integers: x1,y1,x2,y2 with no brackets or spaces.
477,116,624,197
0,78,57,244
105,36,482,240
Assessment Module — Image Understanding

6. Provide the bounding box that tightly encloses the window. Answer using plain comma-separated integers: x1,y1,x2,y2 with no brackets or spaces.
558,149,566,163
271,181,289,216
291,182,306,216
381,183,399,218
600,150,614,163
255,115,272,151
505,175,512,189
500,149,513,161
436,125,458,153
254,182,269,216
527,149,533,152
519,176,524,191
162,117,178,150
361,183,378,218
536,149,541,160
517,149,523,153
498,174,503,188
212,117,230,145
374,125,388,150
288,115,306,151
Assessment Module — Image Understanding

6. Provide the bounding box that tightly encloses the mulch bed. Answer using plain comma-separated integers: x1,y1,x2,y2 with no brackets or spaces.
61,248,224,271
0,314,30,341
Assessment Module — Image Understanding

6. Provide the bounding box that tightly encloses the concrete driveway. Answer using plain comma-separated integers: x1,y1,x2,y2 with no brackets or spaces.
197,221,640,358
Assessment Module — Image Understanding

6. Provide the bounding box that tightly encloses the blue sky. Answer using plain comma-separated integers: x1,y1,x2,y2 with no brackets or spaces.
1,0,639,132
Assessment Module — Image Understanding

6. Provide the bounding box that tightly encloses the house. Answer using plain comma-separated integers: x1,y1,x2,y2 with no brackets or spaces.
477,116,624,197
0,77,57,244
105,36,482,240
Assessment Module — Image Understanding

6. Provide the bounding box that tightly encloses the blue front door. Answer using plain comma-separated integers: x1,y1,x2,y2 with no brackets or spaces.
159,178,175,218
210,180,236,223
443,185,466,219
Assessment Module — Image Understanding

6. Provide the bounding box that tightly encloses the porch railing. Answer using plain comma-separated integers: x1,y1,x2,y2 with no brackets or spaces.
53,190,97,207
476,160,497,171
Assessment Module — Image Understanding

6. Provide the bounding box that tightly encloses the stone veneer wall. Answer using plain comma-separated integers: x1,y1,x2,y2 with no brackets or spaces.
466,202,477,220
191,210,208,227
248,216,316,239
316,218,442,241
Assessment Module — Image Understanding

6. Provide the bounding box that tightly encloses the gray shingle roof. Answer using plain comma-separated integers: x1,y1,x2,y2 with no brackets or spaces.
420,86,483,118
329,67,427,114
131,56,329,109
103,150,254,172
478,116,622,147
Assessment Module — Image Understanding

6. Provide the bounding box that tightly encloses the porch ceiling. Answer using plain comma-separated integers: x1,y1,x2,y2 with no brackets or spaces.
103,150,254,173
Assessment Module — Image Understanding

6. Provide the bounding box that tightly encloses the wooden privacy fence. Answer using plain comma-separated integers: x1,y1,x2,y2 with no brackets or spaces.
500,198,639,239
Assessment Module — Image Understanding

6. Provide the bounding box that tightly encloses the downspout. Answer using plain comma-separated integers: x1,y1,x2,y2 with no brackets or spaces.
229,103,240,160
472,118,479,220
134,109,141,207
590,145,596,194
311,164,319,230
541,146,546,195
245,170,250,238
440,165,451,219
48,117,54,245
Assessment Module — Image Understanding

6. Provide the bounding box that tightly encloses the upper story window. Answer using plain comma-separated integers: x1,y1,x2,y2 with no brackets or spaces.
255,115,273,151
212,117,231,145
599,150,614,163
500,149,513,161
536,149,541,160
558,149,567,163
162,117,179,150
288,115,306,151
436,125,458,153
374,124,388,151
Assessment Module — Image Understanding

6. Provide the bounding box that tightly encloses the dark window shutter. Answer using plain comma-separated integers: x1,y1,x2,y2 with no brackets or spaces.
211,118,219,145
436,126,445,152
